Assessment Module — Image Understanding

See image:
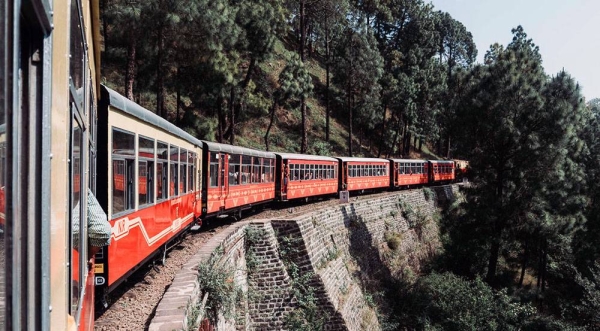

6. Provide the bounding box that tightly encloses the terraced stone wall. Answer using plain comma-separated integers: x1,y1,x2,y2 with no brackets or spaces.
148,184,460,331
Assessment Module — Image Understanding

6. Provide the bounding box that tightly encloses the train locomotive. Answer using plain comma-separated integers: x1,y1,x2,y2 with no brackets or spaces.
0,0,461,329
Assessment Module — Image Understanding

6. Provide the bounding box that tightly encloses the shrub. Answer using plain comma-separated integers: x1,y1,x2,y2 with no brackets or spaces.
405,272,535,330
384,231,402,251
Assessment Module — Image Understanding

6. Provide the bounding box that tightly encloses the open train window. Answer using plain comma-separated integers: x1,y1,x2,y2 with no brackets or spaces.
180,149,187,193
112,129,135,215
157,141,168,200
170,145,179,196
188,152,195,191
228,154,240,186
209,152,219,187
138,136,155,206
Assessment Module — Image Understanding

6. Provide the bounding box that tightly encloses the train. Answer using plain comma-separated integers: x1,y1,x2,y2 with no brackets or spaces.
0,0,463,330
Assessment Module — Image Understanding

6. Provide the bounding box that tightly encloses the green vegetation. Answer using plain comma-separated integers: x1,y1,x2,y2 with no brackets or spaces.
384,231,403,251
102,0,600,328
277,234,329,330
194,246,243,327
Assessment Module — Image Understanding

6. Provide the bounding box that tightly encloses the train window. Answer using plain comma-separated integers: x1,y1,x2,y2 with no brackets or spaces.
112,160,125,214
157,142,168,200
266,159,273,182
69,0,85,110
251,157,258,183
188,152,195,191
240,155,250,184
71,118,84,317
180,149,187,193
170,146,179,196
210,152,219,187
139,137,155,205
112,129,135,215
228,154,239,186
293,164,299,181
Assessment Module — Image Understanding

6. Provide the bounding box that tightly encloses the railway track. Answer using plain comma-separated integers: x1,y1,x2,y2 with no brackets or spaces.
93,190,405,330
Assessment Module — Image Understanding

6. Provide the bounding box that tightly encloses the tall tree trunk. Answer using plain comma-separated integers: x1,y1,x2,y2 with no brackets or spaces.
446,134,452,158
125,36,136,100
519,240,529,287
299,1,305,57
233,57,257,121
301,96,308,153
156,25,165,118
487,174,505,284
176,77,180,126
542,248,547,292
325,23,331,142
217,96,224,143
359,128,363,154
404,130,411,156
378,102,386,157
299,0,308,154
264,101,277,151
485,228,502,285
307,23,313,58
388,117,401,158
229,87,235,145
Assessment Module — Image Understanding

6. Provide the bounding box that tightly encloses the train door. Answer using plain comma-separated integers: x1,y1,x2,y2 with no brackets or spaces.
1,0,56,327
221,153,229,206
282,160,289,200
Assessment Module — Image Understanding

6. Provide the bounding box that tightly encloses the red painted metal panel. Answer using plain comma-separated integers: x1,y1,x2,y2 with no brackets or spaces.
346,176,389,191
224,183,275,209
286,179,337,199
107,192,198,287
206,183,275,213
78,267,95,331
396,173,429,186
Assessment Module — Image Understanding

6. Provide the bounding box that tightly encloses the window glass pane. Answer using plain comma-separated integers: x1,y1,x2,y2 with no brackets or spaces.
210,152,219,187
138,161,147,205
189,152,195,191
70,0,84,109
170,146,179,196
71,119,83,314
112,159,125,214
157,163,165,200
241,155,251,184
139,136,154,158
113,129,134,156
157,141,168,160
180,149,187,193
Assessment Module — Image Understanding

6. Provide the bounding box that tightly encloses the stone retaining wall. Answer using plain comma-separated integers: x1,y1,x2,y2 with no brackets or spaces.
148,185,460,331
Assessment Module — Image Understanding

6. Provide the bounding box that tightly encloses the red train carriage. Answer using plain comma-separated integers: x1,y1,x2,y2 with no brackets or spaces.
274,152,339,201
96,86,203,294
201,142,276,218
337,157,391,192
429,160,456,183
391,159,429,187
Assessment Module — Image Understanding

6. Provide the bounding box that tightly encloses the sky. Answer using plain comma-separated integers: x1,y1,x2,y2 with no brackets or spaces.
428,0,599,101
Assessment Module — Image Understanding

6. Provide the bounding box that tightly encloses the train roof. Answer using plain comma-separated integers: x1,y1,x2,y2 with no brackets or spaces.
335,157,390,163
429,160,455,164
101,85,203,148
273,152,338,162
202,141,275,159
390,158,427,163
